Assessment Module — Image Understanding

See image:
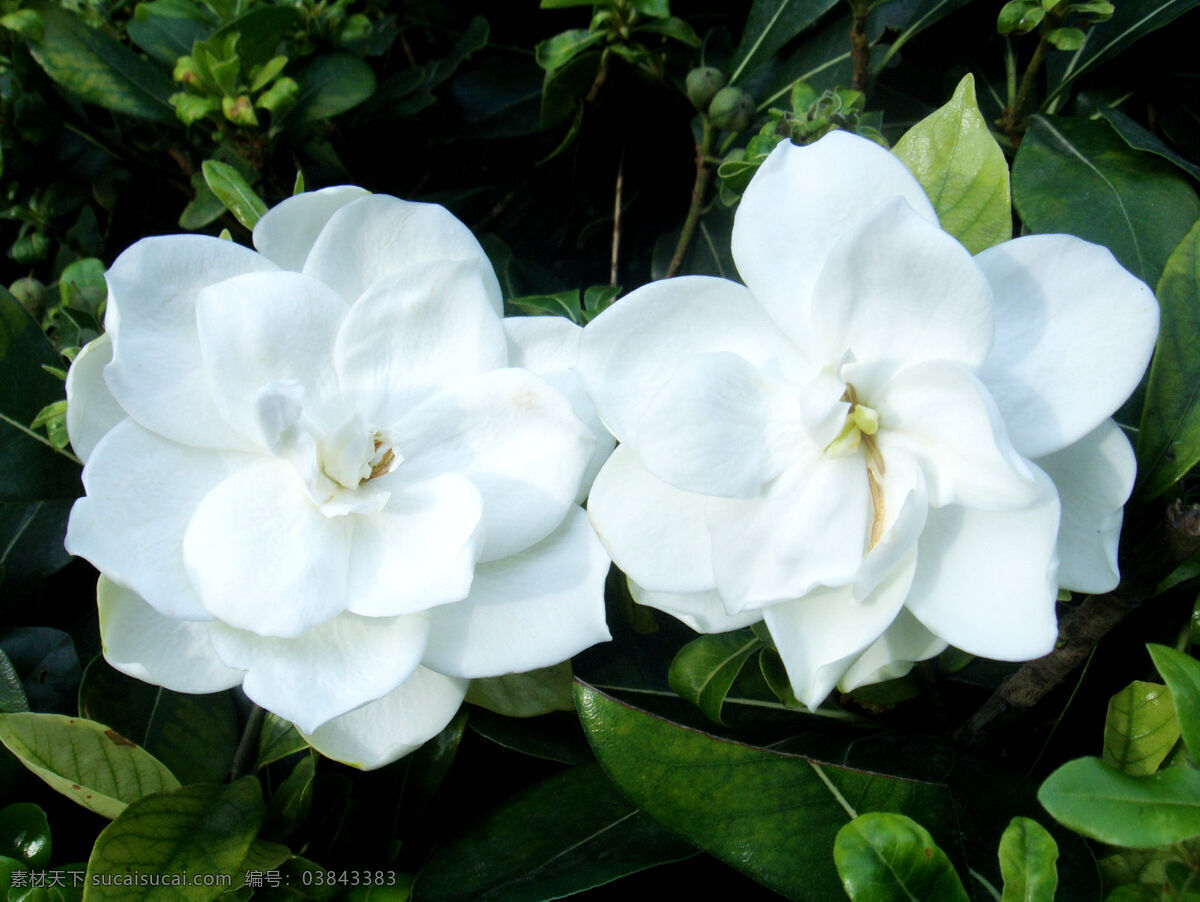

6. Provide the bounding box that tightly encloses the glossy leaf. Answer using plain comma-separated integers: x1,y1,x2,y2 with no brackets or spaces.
833,812,968,902
0,650,27,715
255,712,308,770
893,74,1011,255
576,682,960,900
468,708,592,765
0,803,51,868
667,630,763,724
0,501,72,604
201,160,267,230
1013,115,1200,287
1103,680,1180,776
289,53,377,123
1099,107,1200,182
998,817,1058,902
22,1,174,122
413,763,696,902
126,1,214,66
0,713,179,818
465,661,575,717
1148,645,1200,760
1138,219,1200,498
85,778,263,901
1038,756,1200,847
727,0,840,85
0,628,80,715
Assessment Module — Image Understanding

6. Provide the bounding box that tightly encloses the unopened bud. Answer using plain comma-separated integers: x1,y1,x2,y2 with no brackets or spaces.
686,66,725,111
708,86,755,132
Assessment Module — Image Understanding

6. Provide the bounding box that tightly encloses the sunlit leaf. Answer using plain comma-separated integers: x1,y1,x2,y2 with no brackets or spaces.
998,817,1058,902
834,812,968,902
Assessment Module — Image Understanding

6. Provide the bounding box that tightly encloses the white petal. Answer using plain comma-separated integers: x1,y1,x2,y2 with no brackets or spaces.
65,334,125,463
810,197,995,384
708,454,871,612
346,474,484,617
195,271,347,445
850,448,928,600
104,235,276,449
764,550,918,710
628,581,763,634
334,258,507,427
635,352,784,499
66,419,250,619
586,445,715,594
905,469,1061,660
839,608,947,692
875,360,1039,510
732,133,938,349
97,576,245,694
976,235,1158,457
301,195,502,312
208,612,430,733
577,276,798,444
182,459,352,637
422,507,611,678
389,369,593,561
252,186,371,271
304,666,467,770
1035,419,1134,593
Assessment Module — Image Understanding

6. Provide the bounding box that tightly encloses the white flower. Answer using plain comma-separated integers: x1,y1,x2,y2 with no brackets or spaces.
577,131,1158,709
65,186,612,768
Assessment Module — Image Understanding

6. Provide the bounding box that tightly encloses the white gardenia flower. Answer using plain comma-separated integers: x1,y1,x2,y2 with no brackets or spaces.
578,131,1158,709
65,186,612,768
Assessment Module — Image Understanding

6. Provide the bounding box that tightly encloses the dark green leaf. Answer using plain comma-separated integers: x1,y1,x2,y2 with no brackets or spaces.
395,706,468,833
1038,756,1200,847
1013,115,1200,287
85,778,263,901
288,53,377,123
534,29,606,73
255,713,308,770
834,812,968,902
1099,108,1200,182
728,0,840,86
506,292,582,324
0,804,50,867
576,682,959,900
1148,645,1200,761
0,628,80,715
201,160,267,230
127,1,214,65
204,6,298,69
0,501,72,603
668,630,763,724
22,1,175,122
1137,219,1200,498
465,662,575,717
634,16,700,45
0,650,27,715
261,751,314,840
468,708,592,765
1103,680,1180,776
998,817,1058,902
413,763,696,902
179,172,226,230
632,0,670,17
871,0,977,72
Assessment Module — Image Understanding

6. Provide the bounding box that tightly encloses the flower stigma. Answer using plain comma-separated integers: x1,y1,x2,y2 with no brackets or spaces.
824,384,887,550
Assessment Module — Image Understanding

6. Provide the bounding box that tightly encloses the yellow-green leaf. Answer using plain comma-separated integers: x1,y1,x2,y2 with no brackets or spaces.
1103,680,1180,776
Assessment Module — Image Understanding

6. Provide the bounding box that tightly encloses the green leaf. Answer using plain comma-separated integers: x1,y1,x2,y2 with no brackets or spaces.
1103,680,1180,776
261,751,314,840
1099,107,1200,182
633,16,699,45
22,1,175,123
834,812,968,902
0,289,80,502
127,1,214,65
871,0,976,73
631,0,671,17
507,292,582,323
0,713,179,818
413,763,696,902
1045,26,1086,49
201,160,267,230
576,682,960,900
1148,645,1200,761
85,778,263,902
668,630,763,724
0,650,28,714
0,804,51,867
1038,756,1200,847
1137,219,1200,498
203,6,298,69
255,713,308,770
288,53,377,123
728,0,839,85
893,74,1011,255
1013,115,1200,287
998,817,1058,902
179,172,226,230
535,29,606,73
77,656,238,786
466,662,575,717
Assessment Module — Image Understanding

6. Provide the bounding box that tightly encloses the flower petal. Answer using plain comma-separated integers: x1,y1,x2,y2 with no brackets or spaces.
732,132,938,348
301,195,502,312
182,459,352,637
422,507,611,678
838,608,947,692
628,582,763,634
976,235,1158,457
586,445,715,594
708,454,871,612
389,368,593,561
810,197,995,382
346,474,484,617
195,271,347,445
334,258,507,427
104,235,276,449
252,186,371,271
577,276,798,444
904,469,1061,660
1035,419,1134,593
875,360,1040,510
66,419,250,619
65,334,125,463
764,550,917,710
303,666,467,770
207,612,430,734
97,576,245,694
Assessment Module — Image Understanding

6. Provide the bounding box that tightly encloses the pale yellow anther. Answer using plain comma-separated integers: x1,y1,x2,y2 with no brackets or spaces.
851,404,879,436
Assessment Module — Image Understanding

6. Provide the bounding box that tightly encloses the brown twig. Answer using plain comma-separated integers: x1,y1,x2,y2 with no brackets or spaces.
665,118,715,278
610,148,624,287
849,0,871,93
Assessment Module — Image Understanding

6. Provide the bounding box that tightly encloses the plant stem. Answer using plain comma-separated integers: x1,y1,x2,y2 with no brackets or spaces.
610,148,624,287
229,704,266,781
665,118,715,278
848,0,871,93
999,6,1067,144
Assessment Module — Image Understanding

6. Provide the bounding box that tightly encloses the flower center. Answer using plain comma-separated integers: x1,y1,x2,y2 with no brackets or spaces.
825,384,887,550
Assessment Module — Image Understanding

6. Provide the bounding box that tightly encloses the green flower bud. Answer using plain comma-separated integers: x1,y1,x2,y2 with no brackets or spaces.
9,276,46,316
708,86,755,132
686,66,726,111
222,94,259,127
